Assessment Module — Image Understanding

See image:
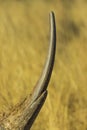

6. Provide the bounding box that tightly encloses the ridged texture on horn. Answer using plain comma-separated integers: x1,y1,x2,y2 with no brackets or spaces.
24,11,56,130
0,11,56,130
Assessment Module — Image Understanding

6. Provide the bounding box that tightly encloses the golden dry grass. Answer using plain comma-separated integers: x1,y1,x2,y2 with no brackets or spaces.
0,0,87,130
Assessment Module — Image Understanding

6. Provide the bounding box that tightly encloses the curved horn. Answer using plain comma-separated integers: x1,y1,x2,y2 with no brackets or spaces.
0,11,56,130
24,11,56,130
30,11,56,103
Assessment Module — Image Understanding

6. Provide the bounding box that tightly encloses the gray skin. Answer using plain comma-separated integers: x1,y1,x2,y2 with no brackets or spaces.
0,11,56,130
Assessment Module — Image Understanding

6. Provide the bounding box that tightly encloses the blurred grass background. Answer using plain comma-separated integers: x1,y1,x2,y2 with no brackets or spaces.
0,0,87,130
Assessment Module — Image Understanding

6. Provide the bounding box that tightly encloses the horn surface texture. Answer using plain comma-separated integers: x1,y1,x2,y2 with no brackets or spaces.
0,11,56,130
